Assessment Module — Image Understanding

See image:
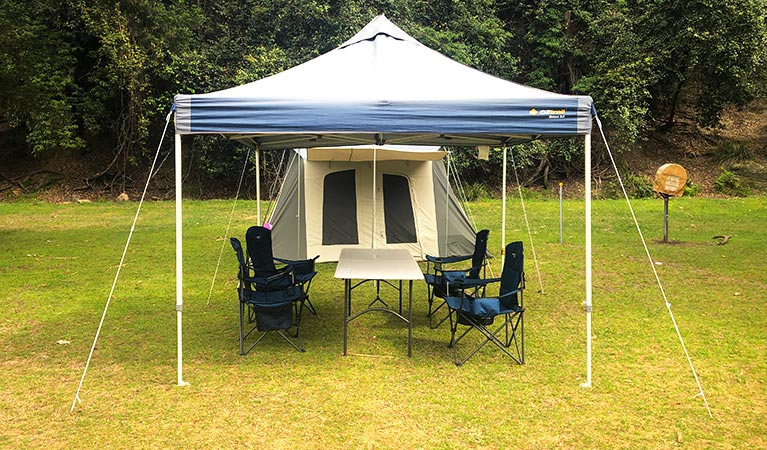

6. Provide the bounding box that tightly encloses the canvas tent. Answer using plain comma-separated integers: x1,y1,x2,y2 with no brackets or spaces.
269,146,476,263
171,15,595,386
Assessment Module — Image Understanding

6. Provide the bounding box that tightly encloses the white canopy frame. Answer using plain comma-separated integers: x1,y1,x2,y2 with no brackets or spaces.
172,131,594,388
169,14,596,388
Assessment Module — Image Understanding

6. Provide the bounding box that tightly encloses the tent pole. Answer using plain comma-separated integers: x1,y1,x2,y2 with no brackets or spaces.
445,151,450,256
582,132,593,388
372,146,377,249
174,132,188,387
501,147,507,257
256,147,261,225
297,153,302,258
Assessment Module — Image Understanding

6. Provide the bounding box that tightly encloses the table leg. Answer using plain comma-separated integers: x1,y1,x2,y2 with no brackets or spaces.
408,279,413,357
343,278,350,356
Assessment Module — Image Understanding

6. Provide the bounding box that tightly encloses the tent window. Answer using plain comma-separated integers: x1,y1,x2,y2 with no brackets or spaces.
323,170,358,245
383,174,417,244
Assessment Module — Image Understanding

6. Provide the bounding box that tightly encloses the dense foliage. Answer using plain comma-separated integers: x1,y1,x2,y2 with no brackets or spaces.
1,0,765,193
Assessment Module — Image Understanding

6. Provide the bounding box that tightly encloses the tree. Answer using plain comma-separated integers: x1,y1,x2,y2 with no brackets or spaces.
0,0,83,155
1,0,766,195
637,0,767,128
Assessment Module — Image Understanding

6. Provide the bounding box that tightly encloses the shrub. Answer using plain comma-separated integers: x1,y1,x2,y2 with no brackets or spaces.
622,171,655,198
714,170,749,196
684,179,701,197
462,182,490,201
601,166,654,199
714,140,753,165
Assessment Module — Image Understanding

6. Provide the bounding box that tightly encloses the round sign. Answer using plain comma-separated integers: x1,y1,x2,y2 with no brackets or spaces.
653,163,688,197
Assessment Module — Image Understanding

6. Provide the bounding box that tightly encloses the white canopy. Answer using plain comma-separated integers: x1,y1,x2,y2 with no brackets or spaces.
173,15,592,149
171,15,595,387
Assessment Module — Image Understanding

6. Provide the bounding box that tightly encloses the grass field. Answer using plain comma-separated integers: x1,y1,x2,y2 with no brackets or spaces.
1,196,765,449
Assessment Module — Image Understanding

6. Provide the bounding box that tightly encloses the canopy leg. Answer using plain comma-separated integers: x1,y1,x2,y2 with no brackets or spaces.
582,132,592,388
175,132,190,387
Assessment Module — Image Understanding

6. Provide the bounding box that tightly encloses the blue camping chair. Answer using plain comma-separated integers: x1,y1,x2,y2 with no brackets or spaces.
423,229,490,329
444,241,525,366
245,226,319,316
230,237,306,354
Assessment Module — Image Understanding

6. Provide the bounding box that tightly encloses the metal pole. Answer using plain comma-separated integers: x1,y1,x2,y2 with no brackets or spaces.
256,147,261,225
559,182,564,244
663,195,669,243
296,153,302,257
372,146,377,249
445,151,450,256
174,132,188,387
582,133,593,388
501,148,507,256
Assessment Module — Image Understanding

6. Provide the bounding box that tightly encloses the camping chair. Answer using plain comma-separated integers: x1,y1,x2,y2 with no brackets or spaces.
423,229,490,329
444,241,525,366
230,237,306,354
245,225,319,316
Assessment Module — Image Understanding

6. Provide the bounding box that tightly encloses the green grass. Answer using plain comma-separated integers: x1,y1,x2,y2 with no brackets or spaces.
1,197,765,449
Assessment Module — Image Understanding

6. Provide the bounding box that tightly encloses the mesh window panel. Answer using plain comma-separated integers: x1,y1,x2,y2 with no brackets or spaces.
383,174,417,243
322,170,359,245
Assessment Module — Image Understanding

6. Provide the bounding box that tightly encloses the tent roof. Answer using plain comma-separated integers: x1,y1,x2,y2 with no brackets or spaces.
304,145,444,161
173,15,592,149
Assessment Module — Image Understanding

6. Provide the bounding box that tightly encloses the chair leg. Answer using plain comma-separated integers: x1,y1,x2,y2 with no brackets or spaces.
503,312,524,364
303,296,318,315
276,330,305,352
427,284,451,329
429,300,449,329
239,306,262,356
298,280,317,315
247,303,256,323
239,300,306,355
449,310,524,366
239,301,245,356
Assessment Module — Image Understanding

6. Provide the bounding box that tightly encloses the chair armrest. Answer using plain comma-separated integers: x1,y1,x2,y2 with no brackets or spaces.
459,277,501,289
274,255,319,276
247,268,296,290
499,288,521,298
274,255,319,265
442,269,500,285
294,271,317,283
426,254,472,264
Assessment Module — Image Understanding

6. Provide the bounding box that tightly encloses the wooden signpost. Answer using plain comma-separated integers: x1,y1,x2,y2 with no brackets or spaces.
653,163,688,242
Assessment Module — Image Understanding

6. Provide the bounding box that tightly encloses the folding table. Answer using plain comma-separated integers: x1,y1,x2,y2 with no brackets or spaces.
334,248,423,356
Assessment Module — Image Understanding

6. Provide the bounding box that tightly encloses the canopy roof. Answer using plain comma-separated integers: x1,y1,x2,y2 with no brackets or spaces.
173,15,593,150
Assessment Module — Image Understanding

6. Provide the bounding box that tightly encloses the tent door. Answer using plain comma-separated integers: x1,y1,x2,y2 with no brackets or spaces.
380,173,418,245
322,169,359,245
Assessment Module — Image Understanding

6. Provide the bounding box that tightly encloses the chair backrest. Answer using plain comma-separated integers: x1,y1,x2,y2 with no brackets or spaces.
468,229,490,279
245,226,277,275
230,237,254,301
499,241,524,308
230,237,248,279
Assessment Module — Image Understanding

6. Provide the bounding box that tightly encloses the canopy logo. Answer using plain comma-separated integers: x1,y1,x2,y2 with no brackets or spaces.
529,108,566,119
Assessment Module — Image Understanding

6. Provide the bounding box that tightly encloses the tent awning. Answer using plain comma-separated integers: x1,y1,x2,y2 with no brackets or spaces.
173,15,592,150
